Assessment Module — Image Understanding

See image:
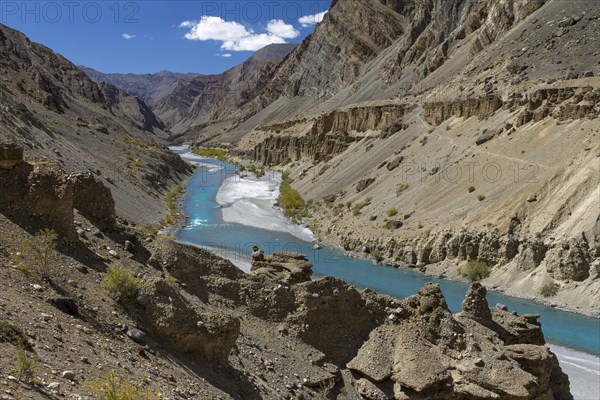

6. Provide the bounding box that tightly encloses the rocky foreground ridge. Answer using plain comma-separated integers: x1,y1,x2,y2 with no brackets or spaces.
0,149,573,399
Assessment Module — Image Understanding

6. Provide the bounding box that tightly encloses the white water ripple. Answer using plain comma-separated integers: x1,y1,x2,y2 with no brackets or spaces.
216,174,314,242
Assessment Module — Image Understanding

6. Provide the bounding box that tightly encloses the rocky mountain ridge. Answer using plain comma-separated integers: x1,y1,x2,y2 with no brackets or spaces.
79,67,197,108
153,43,298,135
0,22,190,225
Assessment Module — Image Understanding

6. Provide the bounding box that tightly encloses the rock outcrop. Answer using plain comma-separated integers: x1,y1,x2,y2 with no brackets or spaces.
337,228,597,289
251,252,313,284
253,105,408,165
254,131,355,165
134,278,240,366
0,140,23,169
348,283,571,399
70,172,117,231
424,95,504,125
0,156,75,240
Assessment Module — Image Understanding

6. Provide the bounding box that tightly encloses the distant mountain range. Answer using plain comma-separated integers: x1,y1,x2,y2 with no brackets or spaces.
80,43,299,136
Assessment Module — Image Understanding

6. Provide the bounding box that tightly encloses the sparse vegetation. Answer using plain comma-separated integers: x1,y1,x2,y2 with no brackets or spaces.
396,183,409,196
90,370,162,400
14,345,37,384
165,275,178,288
386,207,398,217
507,63,523,75
279,172,307,222
353,197,372,216
141,183,187,236
165,183,185,216
245,164,265,178
103,264,142,304
192,148,228,162
0,321,29,348
540,281,559,297
371,249,383,262
460,260,491,281
16,229,58,280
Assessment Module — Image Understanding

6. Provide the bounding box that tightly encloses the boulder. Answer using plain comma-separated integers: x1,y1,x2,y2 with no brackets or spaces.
356,178,375,192
386,156,404,171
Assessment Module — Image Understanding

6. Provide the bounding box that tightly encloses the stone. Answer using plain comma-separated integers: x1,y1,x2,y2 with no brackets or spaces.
61,370,76,381
47,382,60,390
557,17,575,27
124,240,135,252
461,282,493,326
108,250,119,258
387,156,404,171
356,178,375,192
496,303,508,311
475,128,501,146
49,298,79,316
126,329,147,343
355,378,388,400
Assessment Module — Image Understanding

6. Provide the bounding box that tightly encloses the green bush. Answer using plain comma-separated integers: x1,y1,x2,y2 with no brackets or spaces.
540,281,559,297
17,230,58,279
14,346,37,384
103,264,142,304
90,370,162,400
396,183,409,196
386,207,398,217
477,195,486,201
0,321,29,348
468,186,476,193
192,148,227,162
460,260,490,281
371,250,383,262
279,172,306,221
353,198,372,216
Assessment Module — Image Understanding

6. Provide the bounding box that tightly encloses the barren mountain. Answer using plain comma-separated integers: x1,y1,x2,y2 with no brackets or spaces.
79,67,197,108
187,0,600,313
98,81,166,135
0,23,190,225
153,43,298,136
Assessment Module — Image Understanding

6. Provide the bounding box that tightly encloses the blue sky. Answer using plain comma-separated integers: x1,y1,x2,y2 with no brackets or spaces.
1,1,330,74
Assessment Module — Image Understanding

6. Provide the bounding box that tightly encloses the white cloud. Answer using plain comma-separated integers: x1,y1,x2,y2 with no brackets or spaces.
220,53,232,58
180,16,299,52
121,33,136,40
222,34,286,51
267,19,299,39
180,16,250,42
298,11,327,28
